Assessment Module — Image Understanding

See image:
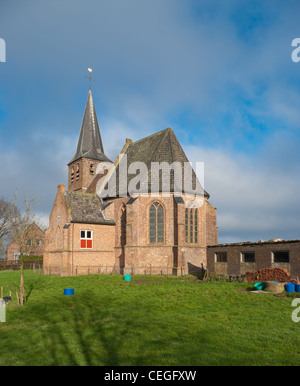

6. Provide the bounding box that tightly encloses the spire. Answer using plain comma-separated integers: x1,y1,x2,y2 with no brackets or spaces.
68,73,111,165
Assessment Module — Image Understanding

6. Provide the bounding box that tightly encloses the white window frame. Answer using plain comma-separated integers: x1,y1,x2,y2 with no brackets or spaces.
80,230,93,249
14,253,21,261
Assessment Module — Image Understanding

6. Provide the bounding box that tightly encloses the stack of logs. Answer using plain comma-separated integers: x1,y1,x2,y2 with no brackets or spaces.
245,267,298,283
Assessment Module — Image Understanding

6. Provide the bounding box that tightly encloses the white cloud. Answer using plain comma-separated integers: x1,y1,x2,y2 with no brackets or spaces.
185,133,300,243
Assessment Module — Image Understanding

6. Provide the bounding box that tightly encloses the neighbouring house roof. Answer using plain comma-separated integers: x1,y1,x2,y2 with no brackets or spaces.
68,89,111,165
64,191,115,225
88,127,209,198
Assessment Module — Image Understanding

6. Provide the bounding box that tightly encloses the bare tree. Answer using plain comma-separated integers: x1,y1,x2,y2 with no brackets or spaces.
9,194,39,255
0,199,19,258
0,199,14,239
7,193,40,305
0,192,49,305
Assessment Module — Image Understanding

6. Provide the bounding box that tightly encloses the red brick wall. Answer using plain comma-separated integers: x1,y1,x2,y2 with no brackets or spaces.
105,193,218,274
68,158,103,192
6,242,20,261
45,184,218,276
44,184,116,275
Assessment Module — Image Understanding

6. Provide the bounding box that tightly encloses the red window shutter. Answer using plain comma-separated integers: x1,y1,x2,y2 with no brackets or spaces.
87,240,92,249
81,239,86,248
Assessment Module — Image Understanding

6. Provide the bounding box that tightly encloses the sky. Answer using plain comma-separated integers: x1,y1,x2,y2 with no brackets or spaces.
0,0,300,244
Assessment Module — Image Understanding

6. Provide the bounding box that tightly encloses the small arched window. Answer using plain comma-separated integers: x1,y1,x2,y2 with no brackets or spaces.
70,166,74,184
90,163,95,175
149,202,164,243
76,164,80,181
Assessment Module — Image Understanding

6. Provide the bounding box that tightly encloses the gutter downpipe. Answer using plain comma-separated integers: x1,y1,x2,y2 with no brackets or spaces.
72,222,74,276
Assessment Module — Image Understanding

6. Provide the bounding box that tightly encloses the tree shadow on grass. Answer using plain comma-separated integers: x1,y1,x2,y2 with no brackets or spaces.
17,286,220,366
25,277,45,302
37,292,124,366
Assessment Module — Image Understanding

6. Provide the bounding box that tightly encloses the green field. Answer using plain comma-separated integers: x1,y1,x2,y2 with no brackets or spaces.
0,270,299,366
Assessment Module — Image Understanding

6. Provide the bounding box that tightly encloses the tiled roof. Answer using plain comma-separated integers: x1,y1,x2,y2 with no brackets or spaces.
64,191,115,225
98,127,208,198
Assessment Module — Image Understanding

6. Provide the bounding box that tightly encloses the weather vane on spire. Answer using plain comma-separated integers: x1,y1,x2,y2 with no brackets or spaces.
85,67,95,90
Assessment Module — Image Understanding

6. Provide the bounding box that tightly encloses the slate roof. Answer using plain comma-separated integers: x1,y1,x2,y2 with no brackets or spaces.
96,127,209,198
64,191,115,225
68,89,111,164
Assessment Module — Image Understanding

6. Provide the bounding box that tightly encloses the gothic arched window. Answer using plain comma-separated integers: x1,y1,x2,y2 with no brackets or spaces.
190,208,194,243
185,208,198,244
120,205,126,246
149,202,164,243
194,209,198,243
185,208,189,242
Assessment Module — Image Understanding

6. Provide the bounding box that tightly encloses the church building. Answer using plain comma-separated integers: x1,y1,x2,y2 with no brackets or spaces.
43,84,218,276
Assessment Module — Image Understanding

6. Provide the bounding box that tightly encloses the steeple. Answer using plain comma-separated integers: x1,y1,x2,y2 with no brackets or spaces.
67,71,112,192
68,88,111,165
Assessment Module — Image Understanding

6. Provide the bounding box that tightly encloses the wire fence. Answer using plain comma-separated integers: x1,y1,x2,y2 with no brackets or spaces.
43,264,206,278
0,259,43,273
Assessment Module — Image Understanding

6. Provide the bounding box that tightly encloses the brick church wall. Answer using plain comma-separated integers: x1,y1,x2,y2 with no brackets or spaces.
68,157,108,193
43,184,116,276
105,193,217,275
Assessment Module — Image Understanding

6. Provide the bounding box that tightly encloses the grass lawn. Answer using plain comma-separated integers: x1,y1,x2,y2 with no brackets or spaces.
0,270,300,366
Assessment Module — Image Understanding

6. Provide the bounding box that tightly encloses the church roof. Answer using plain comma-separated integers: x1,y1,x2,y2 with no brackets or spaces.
94,127,209,198
68,89,111,165
64,191,115,225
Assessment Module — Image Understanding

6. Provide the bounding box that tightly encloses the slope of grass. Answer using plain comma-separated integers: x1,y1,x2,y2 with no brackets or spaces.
0,271,299,366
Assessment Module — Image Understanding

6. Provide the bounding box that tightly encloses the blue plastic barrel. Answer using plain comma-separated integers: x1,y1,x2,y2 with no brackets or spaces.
124,274,131,281
295,284,300,293
64,288,74,296
285,283,295,293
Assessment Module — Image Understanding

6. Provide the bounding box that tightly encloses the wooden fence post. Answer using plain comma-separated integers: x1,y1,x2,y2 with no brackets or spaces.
14,286,19,306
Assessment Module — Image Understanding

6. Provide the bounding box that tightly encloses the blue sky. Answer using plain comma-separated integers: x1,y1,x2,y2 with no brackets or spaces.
0,0,300,243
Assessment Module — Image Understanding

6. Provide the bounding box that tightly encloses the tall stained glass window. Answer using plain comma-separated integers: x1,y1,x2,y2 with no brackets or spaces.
149,202,164,243
185,208,199,244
